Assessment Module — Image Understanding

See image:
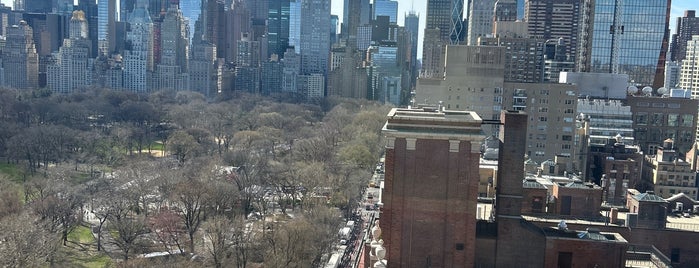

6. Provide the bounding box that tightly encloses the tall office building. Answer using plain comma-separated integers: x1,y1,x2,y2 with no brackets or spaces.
47,11,94,93
152,6,190,91
670,10,699,62
373,0,398,24
289,0,301,52
123,1,154,92
426,0,464,44
578,0,670,88
196,0,227,59
267,0,290,59
405,11,419,84
2,21,39,89
342,0,370,39
98,0,117,54
466,0,495,45
525,0,582,68
299,0,330,76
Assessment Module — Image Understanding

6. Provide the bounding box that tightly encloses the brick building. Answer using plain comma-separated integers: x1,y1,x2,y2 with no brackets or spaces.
381,107,485,267
551,180,603,218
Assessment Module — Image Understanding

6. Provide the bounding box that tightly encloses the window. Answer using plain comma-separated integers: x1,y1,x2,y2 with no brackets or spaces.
538,107,548,113
564,108,574,114
636,113,648,125
564,99,574,105
562,135,572,141
681,114,694,127
666,114,679,126
562,144,571,150
540,117,548,122
652,113,663,126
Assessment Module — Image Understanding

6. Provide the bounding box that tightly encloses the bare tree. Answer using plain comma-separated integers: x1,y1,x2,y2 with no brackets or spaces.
173,177,209,254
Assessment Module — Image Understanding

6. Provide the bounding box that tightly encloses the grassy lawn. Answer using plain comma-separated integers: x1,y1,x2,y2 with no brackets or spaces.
56,225,114,268
149,141,165,151
0,163,24,183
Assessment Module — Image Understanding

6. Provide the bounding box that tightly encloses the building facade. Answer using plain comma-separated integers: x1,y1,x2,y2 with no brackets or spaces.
578,0,670,88
382,107,484,268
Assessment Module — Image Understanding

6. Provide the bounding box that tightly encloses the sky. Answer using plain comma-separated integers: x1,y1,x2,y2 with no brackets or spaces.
1,0,697,58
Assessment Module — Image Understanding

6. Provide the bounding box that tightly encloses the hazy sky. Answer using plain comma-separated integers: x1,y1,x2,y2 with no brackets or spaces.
1,0,697,58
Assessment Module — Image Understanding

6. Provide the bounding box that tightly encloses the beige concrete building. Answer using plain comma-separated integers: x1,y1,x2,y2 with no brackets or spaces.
500,82,579,165
644,139,698,199
415,45,505,136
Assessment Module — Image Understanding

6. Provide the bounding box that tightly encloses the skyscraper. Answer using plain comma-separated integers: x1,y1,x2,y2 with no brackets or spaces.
299,0,330,76
426,0,464,44
671,10,699,62
466,0,495,45
77,0,99,58
525,0,582,64
405,11,419,83
680,36,699,96
98,0,117,54
267,0,290,59
47,11,94,93
578,0,670,88
373,0,398,24
289,0,301,52
342,0,370,40
153,6,190,91
2,21,39,89
123,1,154,92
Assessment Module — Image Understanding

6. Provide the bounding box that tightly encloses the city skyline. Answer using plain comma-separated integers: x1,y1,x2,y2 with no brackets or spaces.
1,0,697,60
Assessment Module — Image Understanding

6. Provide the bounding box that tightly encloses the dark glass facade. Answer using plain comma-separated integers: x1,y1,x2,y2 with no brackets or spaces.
268,0,290,58
588,0,669,87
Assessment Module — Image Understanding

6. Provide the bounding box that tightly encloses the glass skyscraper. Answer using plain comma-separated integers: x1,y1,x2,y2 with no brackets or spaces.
268,0,290,58
426,0,464,44
373,0,398,24
584,0,670,87
289,0,301,53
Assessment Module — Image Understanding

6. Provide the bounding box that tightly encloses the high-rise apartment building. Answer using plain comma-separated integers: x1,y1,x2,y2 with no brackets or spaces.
524,0,582,64
299,0,330,77
373,0,398,24
466,0,495,45
671,10,699,62
681,36,699,96
190,41,219,97
152,6,190,92
500,82,578,164
478,36,545,83
123,2,154,92
578,0,670,88
2,20,39,89
47,11,94,94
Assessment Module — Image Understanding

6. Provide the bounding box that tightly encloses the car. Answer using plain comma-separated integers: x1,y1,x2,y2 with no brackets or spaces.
367,193,374,199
